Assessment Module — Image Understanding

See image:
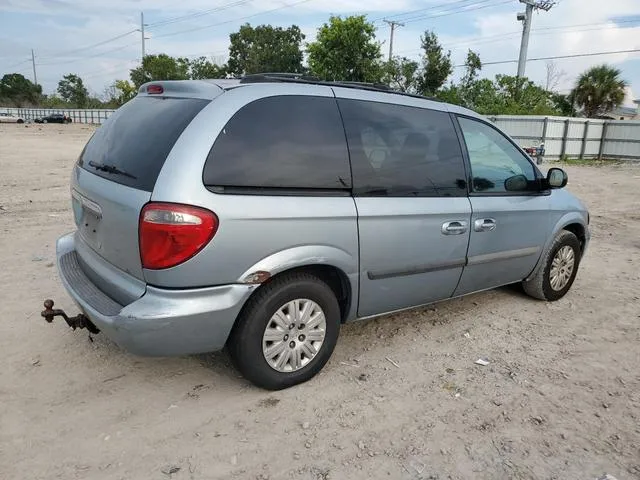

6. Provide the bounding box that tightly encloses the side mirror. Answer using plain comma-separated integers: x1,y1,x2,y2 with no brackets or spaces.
504,174,529,192
547,168,568,189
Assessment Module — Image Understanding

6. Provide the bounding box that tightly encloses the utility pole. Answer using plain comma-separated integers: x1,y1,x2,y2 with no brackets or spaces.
383,19,405,61
516,0,556,78
31,49,38,85
140,12,146,63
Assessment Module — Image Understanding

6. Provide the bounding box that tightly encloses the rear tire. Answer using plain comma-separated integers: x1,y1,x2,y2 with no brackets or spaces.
523,230,581,301
228,273,340,390
17,119,24,124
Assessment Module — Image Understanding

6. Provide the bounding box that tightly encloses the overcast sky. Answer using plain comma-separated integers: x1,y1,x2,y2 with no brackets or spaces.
1,0,638,105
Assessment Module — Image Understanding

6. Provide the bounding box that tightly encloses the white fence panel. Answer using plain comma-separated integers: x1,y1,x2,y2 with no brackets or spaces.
567,120,587,138
492,115,640,161
0,107,115,124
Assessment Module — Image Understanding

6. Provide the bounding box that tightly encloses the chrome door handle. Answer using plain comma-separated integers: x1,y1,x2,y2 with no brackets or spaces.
474,218,496,232
442,221,468,235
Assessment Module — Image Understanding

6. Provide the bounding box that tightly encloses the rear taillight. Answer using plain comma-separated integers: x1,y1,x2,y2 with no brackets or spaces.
139,203,218,270
147,84,164,94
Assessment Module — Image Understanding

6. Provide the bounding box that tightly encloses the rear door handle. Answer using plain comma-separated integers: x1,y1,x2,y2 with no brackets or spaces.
442,221,468,235
474,218,496,232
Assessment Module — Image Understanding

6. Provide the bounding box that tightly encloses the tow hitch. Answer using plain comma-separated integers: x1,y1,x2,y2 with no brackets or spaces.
41,299,100,334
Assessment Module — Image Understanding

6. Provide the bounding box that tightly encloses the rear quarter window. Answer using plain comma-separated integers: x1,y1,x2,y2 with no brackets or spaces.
203,95,351,192
79,96,209,192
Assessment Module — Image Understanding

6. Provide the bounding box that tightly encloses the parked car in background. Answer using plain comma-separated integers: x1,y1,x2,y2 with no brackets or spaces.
35,113,72,124
43,76,590,390
0,112,25,123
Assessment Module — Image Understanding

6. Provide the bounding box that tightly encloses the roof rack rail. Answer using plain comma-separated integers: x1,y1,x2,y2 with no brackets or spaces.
241,73,320,82
238,73,440,102
336,81,392,91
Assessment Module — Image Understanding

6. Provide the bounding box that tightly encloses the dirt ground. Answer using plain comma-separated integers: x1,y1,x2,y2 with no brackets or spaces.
1,123,639,480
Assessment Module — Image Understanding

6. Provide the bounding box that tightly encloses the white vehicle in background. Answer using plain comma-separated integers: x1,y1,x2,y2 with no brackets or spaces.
0,112,25,123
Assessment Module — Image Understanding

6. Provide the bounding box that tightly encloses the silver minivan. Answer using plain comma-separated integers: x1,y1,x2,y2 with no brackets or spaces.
43,76,590,390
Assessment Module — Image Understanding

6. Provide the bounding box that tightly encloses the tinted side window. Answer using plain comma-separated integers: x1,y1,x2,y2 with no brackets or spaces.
204,96,351,191
457,117,536,193
338,99,467,197
80,96,209,191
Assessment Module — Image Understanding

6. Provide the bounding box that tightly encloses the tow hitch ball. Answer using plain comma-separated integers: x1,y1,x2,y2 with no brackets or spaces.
41,299,100,334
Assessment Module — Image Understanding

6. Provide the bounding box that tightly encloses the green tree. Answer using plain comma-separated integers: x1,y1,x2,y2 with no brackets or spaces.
571,64,628,118
0,73,41,106
478,75,557,115
227,24,304,76
551,92,577,117
437,50,483,108
57,74,89,107
416,30,452,96
85,96,106,108
39,94,68,108
111,79,137,105
130,54,190,88
383,56,419,93
189,56,227,79
461,50,481,89
437,74,559,116
307,15,382,82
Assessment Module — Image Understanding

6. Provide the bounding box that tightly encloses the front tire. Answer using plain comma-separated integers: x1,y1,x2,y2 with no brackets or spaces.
523,230,581,301
42,119,48,124
228,272,341,390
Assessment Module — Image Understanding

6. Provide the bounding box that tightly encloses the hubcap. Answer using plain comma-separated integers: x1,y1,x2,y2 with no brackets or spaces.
262,299,327,373
549,245,575,291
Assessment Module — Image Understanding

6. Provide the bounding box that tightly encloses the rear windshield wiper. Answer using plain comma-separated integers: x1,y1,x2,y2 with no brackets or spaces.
88,161,137,179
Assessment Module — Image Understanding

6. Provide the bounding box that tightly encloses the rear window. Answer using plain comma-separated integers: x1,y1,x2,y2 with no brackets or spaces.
203,95,351,192
79,96,209,191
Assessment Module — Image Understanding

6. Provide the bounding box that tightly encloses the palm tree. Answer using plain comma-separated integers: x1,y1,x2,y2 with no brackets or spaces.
571,65,628,118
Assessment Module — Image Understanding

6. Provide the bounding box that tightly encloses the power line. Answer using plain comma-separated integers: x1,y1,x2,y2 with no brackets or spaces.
146,0,253,28
36,43,139,66
36,30,138,61
152,0,315,39
400,0,512,25
395,18,640,56
453,48,640,67
371,0,482,23
445,23,640,50
2,59,32,70
82,61,137,80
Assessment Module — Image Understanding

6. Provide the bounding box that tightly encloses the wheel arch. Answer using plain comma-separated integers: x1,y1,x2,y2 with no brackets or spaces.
525,212,588,282
562,222,587,253
235,245,358,324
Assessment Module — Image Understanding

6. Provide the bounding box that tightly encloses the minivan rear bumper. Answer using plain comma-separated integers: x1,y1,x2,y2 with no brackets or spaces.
56,233,254,356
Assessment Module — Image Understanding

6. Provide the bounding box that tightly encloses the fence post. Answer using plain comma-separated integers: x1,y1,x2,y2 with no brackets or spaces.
560,118,570,160
579,120,589,159
598,121,609,160
538,117,549,164
541,116,549,144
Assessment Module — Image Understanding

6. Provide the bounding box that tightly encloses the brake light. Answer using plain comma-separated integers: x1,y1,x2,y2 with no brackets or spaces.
147,84,164,94
139,203,218,270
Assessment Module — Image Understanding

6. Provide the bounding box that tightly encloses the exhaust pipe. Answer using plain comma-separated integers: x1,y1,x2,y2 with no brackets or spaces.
41,299,100,334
